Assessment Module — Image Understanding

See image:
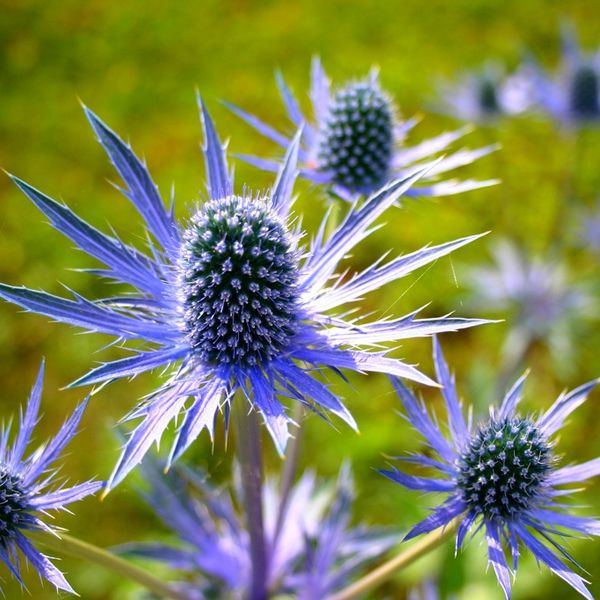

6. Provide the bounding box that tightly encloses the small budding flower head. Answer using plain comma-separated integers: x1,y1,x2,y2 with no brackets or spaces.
380,338,600,599
178,194,299,367
228,57,497,200
316,79,393,193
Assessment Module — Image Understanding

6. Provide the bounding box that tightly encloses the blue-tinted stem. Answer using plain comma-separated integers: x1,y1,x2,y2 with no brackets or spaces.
233,399,268,600
272,403,304,553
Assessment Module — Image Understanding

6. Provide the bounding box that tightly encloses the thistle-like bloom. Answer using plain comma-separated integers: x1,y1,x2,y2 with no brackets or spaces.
466,240,595,370
381,338,600,599
227,58,497,200
531,28,600,125
120,462,396,599
0,361,102,592
0,100,486,491
437,64,536,122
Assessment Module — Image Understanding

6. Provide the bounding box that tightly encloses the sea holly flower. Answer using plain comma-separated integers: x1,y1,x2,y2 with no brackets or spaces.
0,360,102,593
466,240,595,371
531,27,600,125
0,98,487,491
380,338,600,599
227,58,498,201
119,461,396,598
437,64,536,122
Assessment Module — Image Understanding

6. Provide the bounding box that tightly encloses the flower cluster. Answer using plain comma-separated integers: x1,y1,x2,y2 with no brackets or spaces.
440,28,600,127
1,43,599,600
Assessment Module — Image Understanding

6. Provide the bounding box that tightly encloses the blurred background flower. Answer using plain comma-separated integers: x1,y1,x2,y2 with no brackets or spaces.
119,461,396,599
465,239,596,377
437,63,537,122
529,26,600,126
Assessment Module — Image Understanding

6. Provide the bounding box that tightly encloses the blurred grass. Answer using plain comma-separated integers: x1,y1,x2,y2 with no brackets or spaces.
2,0,600,598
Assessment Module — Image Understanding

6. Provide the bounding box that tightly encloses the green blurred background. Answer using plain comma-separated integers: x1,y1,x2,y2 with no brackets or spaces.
2,0,600,598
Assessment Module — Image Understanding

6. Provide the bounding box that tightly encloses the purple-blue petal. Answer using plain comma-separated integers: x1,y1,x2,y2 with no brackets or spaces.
83,106,178,255
390,377,456,464
433,337,469,448
538,379,599,437
198,95,233,199
403,497,466,541
378,468,455,492
10,359,44,468
270,130,301,217
485,521,512,599
15,532,74,593
29,481,103,510
514,524,592,600
0,284,177,344
69,346,189,388
9,175,166,297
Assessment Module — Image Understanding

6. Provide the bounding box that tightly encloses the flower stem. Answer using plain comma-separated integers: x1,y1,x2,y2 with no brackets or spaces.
272,403,304,552
327,519,460,600
28,530,190,600
233,398,268,600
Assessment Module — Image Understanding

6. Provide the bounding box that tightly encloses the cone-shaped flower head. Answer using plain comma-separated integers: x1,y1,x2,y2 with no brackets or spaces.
178,194,300,367
0,361,102,593
316,78,393,193
227,58,498,201
119,461,396,598
380,338,600,599
0,97,488,491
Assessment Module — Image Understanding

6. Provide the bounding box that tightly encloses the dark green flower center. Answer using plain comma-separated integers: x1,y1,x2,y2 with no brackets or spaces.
457,417,551,520
317,81,393,193
178,195,300,368
478,77,500,114
570,65,600,118
0,467,28,541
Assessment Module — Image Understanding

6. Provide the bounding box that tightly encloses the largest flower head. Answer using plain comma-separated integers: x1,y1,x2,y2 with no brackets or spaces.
228,58,498,200
0,98,486,491
381,338,600,599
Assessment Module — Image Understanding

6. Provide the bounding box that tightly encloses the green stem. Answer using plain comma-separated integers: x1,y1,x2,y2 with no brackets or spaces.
28,530,190,600
327,519,460,600
233,399,268,600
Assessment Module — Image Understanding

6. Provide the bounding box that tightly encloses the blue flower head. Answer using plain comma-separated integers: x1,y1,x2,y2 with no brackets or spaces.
531,27,600,125
0,361,102,593
381,338,600,599
120,461,396,598
0,98,488,491
466,240,595,371
227,58,498,200
437,63,536,122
